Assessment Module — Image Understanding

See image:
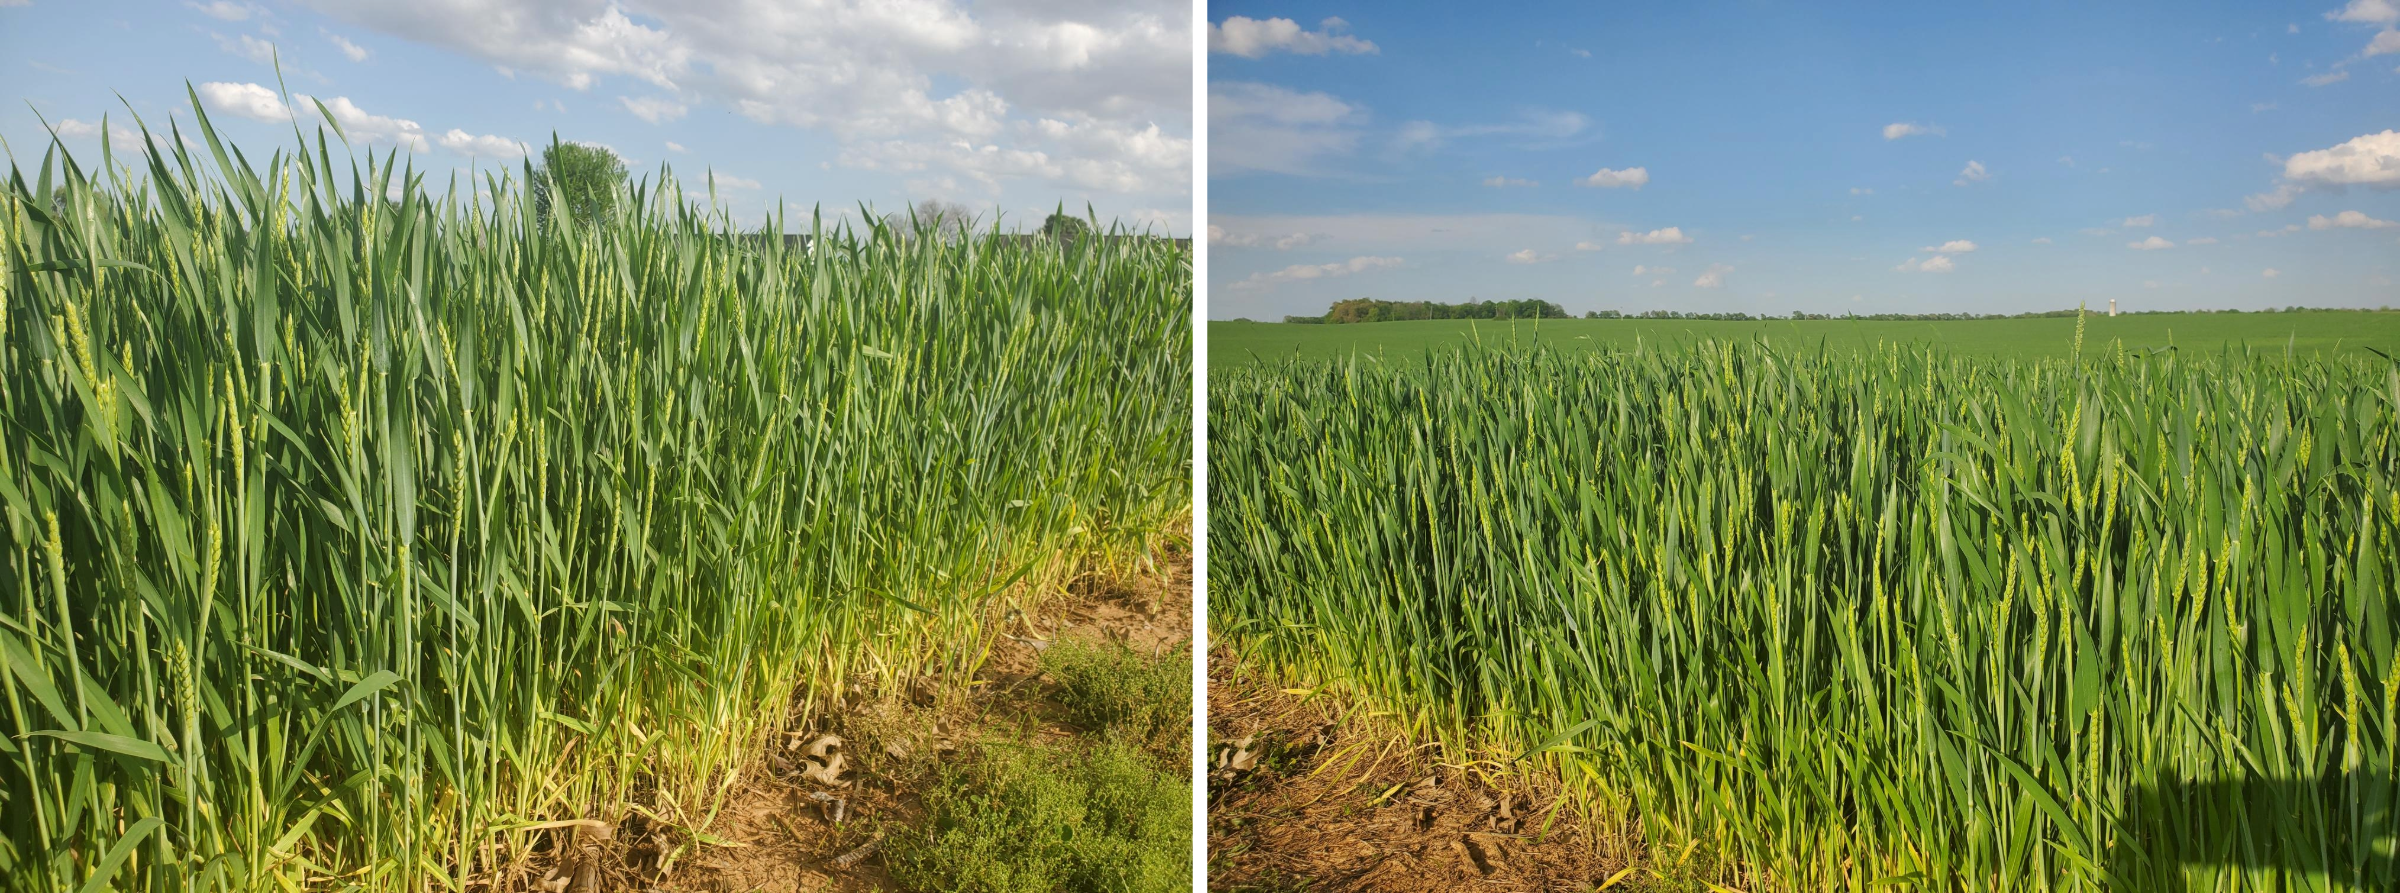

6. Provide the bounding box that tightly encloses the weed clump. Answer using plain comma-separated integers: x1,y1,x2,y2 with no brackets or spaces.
890,735,1190,893
1041,639,1192,746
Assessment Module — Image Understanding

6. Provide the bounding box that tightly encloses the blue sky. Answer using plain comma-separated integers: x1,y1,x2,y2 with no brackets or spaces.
2,0,1191,235
1208,1,2400,320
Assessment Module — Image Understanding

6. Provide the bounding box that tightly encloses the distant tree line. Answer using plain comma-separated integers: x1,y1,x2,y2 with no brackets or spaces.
1286,298,1570,324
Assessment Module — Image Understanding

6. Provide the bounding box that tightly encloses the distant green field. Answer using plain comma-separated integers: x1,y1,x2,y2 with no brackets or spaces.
1209,311,2400,366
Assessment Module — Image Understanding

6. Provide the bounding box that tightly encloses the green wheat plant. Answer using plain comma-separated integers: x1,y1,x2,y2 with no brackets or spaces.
0,89,1190,891
1211,332,2399,891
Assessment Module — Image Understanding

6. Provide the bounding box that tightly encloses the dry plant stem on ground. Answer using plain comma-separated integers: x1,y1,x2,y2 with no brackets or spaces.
1208,653,1630,893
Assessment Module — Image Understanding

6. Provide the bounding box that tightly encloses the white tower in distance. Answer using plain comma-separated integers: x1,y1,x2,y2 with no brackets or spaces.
2109,297,2118,318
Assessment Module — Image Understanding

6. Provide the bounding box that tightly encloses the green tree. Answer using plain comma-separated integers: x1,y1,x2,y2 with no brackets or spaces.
531,142,627,224
1041,211,1092,241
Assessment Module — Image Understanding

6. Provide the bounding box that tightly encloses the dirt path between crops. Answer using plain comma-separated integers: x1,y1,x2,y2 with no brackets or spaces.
1206,655,1634,893
635,547,1193,893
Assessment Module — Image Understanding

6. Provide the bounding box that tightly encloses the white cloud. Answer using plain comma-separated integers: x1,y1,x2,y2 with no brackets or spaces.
1575,241,1607,251
708,172,762,189
188,1,254,21
2031,236,2053,244
2309,209,2399,229
1210,81,1363,177
2187,236,2221,244
1850,186,1873,195
2369,29,2400,56
619,95,688,124
1894,256,1955,273
2292,22,2304,33
2247,183,2303,211
2128,235,2175,250
197,81,293,122
1632,264,1675,275
305,0,1192,204
1482,175,1536,187
326,32,370,62
2059,155,2076,167
436,128,526,158
2282,130,2400,188
1570,48,1591,58
1232,255,1403,290
1208,16,1377,58
2252,102,2278,112
211,32,281,66
2144,280,2161,289
2328,0,2398,25
1208,226,1322,249
665,140,687,153
1953,160,1990,186
2302,70,2351,86
1617,226,1691,245
1505,248,1555,264
1579,166,1649,189
1883,122,1944,140
1396,111,1592,152
1923,239,1978,253
2263,267,2281,278
314,95,430,151
1693,264,1730,288
2122,214,2156,227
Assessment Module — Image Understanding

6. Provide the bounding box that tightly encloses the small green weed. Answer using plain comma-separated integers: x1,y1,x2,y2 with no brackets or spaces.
889,735,1191,893
1041,639,1192,745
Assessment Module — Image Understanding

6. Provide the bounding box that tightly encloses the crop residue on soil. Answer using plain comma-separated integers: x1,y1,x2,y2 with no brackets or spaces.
1207,656,1630,893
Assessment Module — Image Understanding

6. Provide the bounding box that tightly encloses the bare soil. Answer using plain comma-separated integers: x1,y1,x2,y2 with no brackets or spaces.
549,547,1193,893
1206,656,1633,893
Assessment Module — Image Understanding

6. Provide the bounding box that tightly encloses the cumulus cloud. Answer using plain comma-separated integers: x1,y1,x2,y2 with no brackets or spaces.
2122,214,2156,227
1883,122,1944,140
2309,210,2398,229
1631,264,1675,275
1693,264,1730,288
1505,248,1554,264
2263,267,2281,278
2128,235,2175,250
1923,239,1978,253
2275,130,2400,195
1953,160,1991,186
315,95,431,151
1482,175,1536,187
2328,0,2397,24
1575,241,1607,251
197,81,293,122
2302,70,2352,86
619,95,688,124
1578,166,1648,189
2370,29,2400,55
2187,236,2221,244
1231,255,1403,290
1850,186,1873,195
1894,256,1955,273
665,140,687,153
1208,16,1377,58
303,0,1192,204
436,129,527,157
1617,226,1691,245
